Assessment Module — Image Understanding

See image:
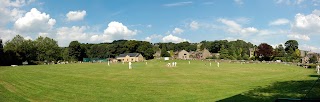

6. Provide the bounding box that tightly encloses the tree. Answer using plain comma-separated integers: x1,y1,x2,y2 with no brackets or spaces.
255,43,274,61
4,35,26,64
0,39,3,65
35,36,60,62
137,41,154,60
274,44,286,57
219,45,229,59
285,40,298,53
160,47,170,57
62,48,69,61
68,41,82,61
294,49,301,58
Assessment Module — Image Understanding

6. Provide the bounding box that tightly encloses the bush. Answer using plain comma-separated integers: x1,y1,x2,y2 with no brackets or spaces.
308,64,317,68
207,56,217,59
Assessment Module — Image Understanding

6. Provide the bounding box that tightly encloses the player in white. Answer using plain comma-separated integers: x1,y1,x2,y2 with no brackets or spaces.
129,62,132,69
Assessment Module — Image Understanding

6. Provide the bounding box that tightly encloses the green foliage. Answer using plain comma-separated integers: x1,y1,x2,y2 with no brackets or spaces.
68,41,83,61
35,36,60,62
309,55,318,64
207,55,217,59
218,45,229,59
201,40,253,60
136,41,154,60
0,39,4,65
242,53,249,60
160,48,170,57
274,44,286,57
285,40,298,52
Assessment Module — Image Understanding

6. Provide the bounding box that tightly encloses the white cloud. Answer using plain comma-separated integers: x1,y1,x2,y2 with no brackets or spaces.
300,44,320,53
287,34,310,41
0,0,35,42
14,8,56,33
0,28,16,42
218,18,259,36
38,32,49,37
163,1,193,7
172,28,184,34
90,21,138,42
162,34,188,43
56,26,88,46
275,0,305,5
269,18,290,25
312,9,320,15
145,34,162,42
313,0,320,6
0,0,30,7
297,0,304,4
0,0,29,26
291,10,320,35
235,17,251,24
190,21,199,30
24,36,32,40
103,21,137,36
66,10,86,21
234,0,244,5
147,24,152,28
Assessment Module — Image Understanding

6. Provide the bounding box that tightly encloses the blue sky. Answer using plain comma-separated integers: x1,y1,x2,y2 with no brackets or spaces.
0,0,320,52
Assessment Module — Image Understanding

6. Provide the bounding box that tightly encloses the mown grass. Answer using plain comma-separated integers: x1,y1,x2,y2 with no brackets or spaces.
0,60,318,102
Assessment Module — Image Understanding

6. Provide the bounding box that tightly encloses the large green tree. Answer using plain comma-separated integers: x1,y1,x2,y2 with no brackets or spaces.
285,40,298,54
274,44,286,57
68,41,83,61
4,35,27,64
137,41,155,60
35,36,60,62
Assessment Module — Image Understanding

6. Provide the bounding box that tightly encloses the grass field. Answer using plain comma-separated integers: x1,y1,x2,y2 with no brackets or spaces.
0,60,319,102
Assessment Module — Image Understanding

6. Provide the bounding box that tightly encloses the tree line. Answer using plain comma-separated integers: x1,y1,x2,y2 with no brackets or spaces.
0,35,155,65
0,35,308,66
158,39,304,62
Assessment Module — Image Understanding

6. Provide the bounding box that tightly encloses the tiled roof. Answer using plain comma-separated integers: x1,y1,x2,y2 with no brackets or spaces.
118,53,140,57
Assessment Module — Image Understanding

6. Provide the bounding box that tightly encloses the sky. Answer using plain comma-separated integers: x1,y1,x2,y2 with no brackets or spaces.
0,0,320,52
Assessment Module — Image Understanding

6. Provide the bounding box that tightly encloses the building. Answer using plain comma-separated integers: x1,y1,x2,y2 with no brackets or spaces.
153,51,161,58
301,52,320,64
300,50,309,57
200,48,212,59
249,48,255,58
178,50,190,60
116,53,144,62
189,48,212,59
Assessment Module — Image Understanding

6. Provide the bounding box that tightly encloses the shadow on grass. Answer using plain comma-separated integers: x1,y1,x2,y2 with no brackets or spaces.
217,76,320,102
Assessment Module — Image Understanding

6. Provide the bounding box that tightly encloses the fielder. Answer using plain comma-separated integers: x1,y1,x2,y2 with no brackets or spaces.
129,62,132,69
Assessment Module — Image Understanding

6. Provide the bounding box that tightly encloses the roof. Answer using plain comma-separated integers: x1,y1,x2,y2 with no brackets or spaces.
118,53,141,57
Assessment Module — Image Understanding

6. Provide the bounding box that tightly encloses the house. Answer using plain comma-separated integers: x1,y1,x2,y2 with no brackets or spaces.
300,50,310,57
187,48,212,59
116,53,144,62
199,48,212,59
153,51,161,58
178,50,190,60
249,48,255,58
301,52,320,64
